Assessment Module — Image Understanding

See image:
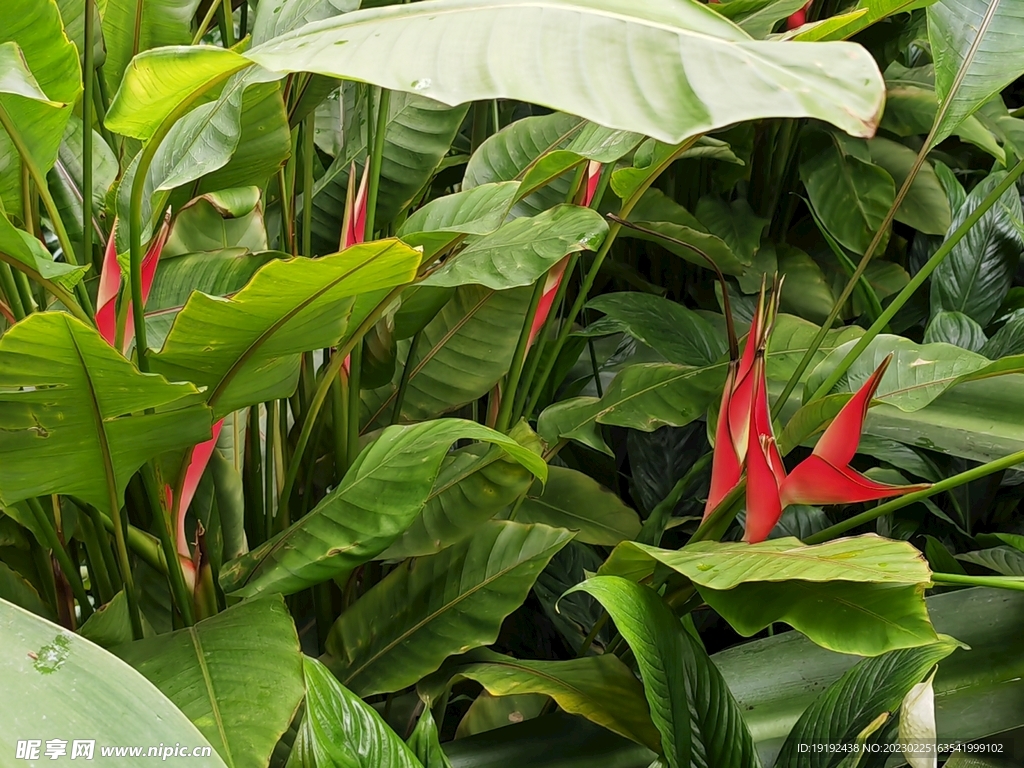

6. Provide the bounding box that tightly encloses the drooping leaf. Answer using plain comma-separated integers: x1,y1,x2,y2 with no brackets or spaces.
420,205,607,290
115,596,305,768
601,536,937,656
397,182,521,259
0,208,88,291
380,444,534,560
775,639,957,768
220,421,547,598
326,520,572,696
930,171,1024,326
512,466,641,546
288,656,424,768
150,239,421,417
430,648,661,752
867,137,951,235
799,129,895,253
245,0,886,144
0,313,212,517
0,598,228,765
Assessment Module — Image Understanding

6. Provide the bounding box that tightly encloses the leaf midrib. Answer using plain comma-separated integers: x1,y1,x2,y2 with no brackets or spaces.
189,627,235,767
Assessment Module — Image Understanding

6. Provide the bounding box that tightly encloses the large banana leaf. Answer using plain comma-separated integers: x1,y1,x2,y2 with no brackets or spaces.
0,313,212,517
0,598,227,766
220,421,547,598
601,536,937,656
326,520,571,696
0,3,80,214
0,208,88,291
150,239,421,417
289,657,424,768
115,597,305,768
101,0,202,94
928,0,1024,146
244,0,885,143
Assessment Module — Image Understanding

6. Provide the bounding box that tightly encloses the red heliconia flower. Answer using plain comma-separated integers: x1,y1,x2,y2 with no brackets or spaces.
786,1,811,29
174,419,225,561
341,161,369,251
527,160,602,347
96,210,171,352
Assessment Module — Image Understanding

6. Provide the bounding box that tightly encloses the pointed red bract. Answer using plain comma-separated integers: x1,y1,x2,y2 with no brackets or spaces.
528,161,602,347
173,419,224,559
812,355,890,468
782,455,926,507
341,162,369,250
743,352,786,542
704,364,741,518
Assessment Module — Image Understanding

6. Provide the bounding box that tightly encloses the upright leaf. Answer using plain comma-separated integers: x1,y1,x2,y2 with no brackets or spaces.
406,706,452,768
115,597,305,768
326,520,572,696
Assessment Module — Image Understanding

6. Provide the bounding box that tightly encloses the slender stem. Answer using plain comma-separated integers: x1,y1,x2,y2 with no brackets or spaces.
93,73,115,148
302,116,315,258
0,107,93,315
806,447,1024,544
0,254,92,324
279,286,404,514
220,0,235,46
107,493,142,638
391,330,420,425
277,168,294,254
807,158,1024,404
364,88,390,238
471,102,490,153
522,138,698,418
774,134,935,415
332,372,349,482
82,500,121,591
13,269,37,314
76,512,114,604
140,466,195,625
83,0,95,273
345,343,363,473
83,498,165,573
239,0,248,36
931,572,1024,592
26,497,93,620
495,279,545,433
193,0,222,44
129,67,244,371
0,262,25,319
265,400,278,539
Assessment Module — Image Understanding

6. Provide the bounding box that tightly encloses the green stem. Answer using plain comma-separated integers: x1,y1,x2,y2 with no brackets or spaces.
495,279,546,433
807,157,1024,404
302,116,315,257
77,512,114,604
277,168,294,254
331,372,349,482
0,262,26,319
931,572,1024,592
265,400,278,539
220,0,235,46
279,286,404,514
140,466,195,626
193,0,222,44
521,139,697,418
345,343,363,474
806,447,1024,544
83,499,164,574
391,329,420,425
26,497,93,620
83,0,95,273
129,66,243,371
774,135,938,416
0,254,93,324
82,500,122,591
471,101,490,153
364,88,390,238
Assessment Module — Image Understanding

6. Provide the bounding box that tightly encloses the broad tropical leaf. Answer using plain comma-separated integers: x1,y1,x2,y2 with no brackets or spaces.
0,598,227,765
114,597,305,768
220,421,547,598
326,520,572,696
0,313,212,516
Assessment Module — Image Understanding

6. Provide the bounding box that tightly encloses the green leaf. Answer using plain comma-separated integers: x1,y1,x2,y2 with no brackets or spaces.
586,292,727,367
982,308,1024,359
0,313,211,517
0,207,88,291
799,129,896,253
397,182,521,258
512,466,640,546
623,189,750,277
867,137,951,235
931,170,1024,326
420,205,607,290
104,46,251,140
0,598,228,764
253,0,360,45
433,648,661,752
562,576,691,768
78,591,135,648
958,546,1024,576
245,0,885,144
313,86,469,241
362,286,531,426
454,693,548,739
694,195,768,266
0,560,53,620
114,597,304,768
326,520,572,696
601,536,937,656
150,239,421,417
0,31,78,214
47,114,118,258
407,706,452,768
163,189,268,257
775,245,836,326
714,0,809,38
928,0,1024,147
380,444,534,560
101,0,206,97
776,639,958,768
220,421,547,598
289,656,424,768
923,310,987,353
